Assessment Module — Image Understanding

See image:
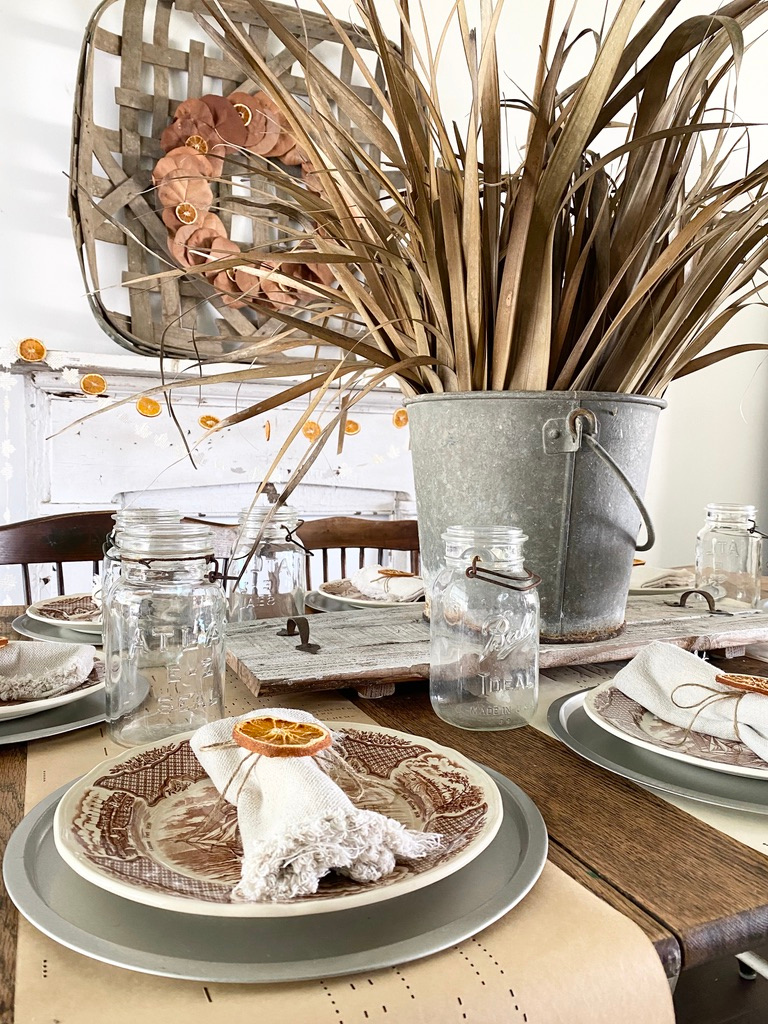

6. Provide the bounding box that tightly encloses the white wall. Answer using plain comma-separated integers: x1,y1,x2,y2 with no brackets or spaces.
2,0,767,565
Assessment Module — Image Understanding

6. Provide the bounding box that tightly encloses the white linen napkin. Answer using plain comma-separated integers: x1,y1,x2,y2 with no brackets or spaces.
190,708,441,902
0,641,96,702
350,565,424,602
612,641,768,761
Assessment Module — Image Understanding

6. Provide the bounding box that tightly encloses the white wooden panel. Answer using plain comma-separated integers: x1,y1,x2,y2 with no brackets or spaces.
25,363,414,515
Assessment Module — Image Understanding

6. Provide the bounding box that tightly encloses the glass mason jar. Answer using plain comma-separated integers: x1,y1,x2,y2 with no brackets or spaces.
103,523,225,747
430,526,540,731
102,508,181,598
227,504,306,621
695,503,762,607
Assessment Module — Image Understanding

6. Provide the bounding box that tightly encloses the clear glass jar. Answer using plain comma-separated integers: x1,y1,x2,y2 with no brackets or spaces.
102,508,181,598
103,523,225,747
695,503,762,608
430,526,540,731
227,504,306,621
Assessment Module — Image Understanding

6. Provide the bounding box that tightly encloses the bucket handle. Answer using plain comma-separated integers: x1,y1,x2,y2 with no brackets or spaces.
568,409,655,552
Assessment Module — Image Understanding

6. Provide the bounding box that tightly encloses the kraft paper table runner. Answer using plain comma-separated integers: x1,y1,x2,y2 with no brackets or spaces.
14,673,674,1024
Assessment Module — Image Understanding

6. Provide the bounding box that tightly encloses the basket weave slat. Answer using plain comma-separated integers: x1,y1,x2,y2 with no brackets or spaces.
71,0,388,360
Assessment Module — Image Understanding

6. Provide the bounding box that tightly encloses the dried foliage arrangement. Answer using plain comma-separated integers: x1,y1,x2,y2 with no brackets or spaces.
148,0,768,403
70,0,768,516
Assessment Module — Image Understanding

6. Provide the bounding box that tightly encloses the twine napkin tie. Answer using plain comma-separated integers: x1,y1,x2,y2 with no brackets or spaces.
191,708,440,902
612,641,768,761
351,565,424,602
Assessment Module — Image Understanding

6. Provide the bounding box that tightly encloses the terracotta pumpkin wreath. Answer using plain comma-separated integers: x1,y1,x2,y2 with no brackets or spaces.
153,91,331,311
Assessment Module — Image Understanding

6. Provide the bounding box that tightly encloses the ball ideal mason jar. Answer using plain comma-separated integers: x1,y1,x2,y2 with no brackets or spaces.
429,525,540,731
227,504,306,621
104,522,225,747
695,503,763,608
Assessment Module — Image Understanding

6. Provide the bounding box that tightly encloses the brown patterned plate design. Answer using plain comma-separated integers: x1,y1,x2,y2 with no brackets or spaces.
27,594,102,634
583,682,768,779
53,722,504,917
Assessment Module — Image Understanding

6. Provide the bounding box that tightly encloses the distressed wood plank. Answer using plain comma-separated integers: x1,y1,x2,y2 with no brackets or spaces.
226,600,768,696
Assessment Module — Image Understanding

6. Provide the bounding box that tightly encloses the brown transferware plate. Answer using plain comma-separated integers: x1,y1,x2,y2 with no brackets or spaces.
53,722,503,917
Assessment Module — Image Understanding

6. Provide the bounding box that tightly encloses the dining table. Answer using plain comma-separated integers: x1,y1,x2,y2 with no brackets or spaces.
2,600,768,1023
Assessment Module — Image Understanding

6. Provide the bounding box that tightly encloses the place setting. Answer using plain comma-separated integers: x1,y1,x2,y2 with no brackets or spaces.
305,565,425,613
0,635,105,744
13,593,103,646
548,641,768,814
4,706,548,982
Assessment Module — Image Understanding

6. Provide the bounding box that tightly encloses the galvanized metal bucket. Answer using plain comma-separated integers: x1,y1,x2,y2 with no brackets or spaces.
406,391,665,642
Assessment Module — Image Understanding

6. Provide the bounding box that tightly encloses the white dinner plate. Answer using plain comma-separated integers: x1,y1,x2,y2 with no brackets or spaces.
583,679,768,779
0,662,105,723
53,722,503,918
12,614,102,647
27,594,102,634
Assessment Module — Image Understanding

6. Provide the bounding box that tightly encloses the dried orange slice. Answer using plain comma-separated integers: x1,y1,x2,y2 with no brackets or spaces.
344,419,361,435
185,134,209,154
392,408,409,428
264,419,271,441
198,414,220,429
232,102,252,126
715,672,768,696
136,396,162,418
80,373,107,396
232,716,332,757
17,338,47,362
302,420,321,442
175,202,198,225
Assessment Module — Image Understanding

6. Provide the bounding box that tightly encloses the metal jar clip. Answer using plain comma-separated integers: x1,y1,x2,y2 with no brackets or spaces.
465,556,542,592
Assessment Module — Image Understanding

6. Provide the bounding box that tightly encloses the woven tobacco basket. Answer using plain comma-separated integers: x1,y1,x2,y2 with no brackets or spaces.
69,0,387,361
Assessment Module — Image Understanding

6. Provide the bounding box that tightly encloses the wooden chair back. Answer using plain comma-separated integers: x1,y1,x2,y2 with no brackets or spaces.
0,510,116,604
295,517,420,588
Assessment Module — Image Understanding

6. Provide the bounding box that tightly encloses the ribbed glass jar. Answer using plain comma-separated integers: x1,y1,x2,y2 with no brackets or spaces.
102,508,181,598
429,526,540,731
695,503,762,607
227,504,306,621
103,523,225,747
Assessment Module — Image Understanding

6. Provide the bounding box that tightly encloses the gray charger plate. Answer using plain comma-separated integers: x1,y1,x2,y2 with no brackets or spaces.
3,769,547,983
549,691,768,814
0,690,106,746
12,614,102,647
